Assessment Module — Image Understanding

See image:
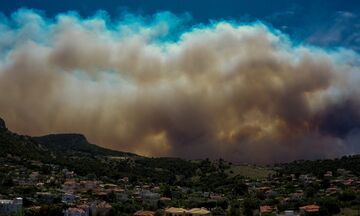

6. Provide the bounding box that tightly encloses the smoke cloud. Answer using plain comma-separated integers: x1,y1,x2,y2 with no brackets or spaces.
1,9,360,163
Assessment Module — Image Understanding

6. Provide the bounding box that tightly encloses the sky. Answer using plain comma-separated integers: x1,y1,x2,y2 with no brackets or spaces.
0,1,360,163
2,0,360,51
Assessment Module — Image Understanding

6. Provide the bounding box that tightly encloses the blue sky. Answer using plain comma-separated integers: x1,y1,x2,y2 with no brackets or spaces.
1,0,360,51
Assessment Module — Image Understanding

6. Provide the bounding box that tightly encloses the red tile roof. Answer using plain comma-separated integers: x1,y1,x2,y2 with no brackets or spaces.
260,205,274,213
300,204,320,212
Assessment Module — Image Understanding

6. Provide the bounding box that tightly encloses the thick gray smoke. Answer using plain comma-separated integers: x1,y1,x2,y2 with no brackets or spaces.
1,10,360,163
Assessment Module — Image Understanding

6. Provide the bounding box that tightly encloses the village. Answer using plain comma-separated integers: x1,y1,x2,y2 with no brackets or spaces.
1,155,360,216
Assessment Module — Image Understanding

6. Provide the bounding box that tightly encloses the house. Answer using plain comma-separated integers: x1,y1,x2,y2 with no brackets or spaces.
77,204,90,216
29,172,40,182
63,180,79,192
284,210,296,216
0,198,23,215
186,208,211,216
64,207,89,216
290,192,303,201
278,210,299,216
63,169,76,179
165,207,187,216
64,208,86,216
36,192,55,204
325,187,341,196
324,171,333,179
80,181,99,191
203,192,210,198
164,207,210,216
91,202,112,216
114,189,128,201
160,197,171,201
141,190,160,207
133,210,155,216
259,205,276,216
152,186,161,193
299,205,320,215
118,177,129,183
62,193,77,204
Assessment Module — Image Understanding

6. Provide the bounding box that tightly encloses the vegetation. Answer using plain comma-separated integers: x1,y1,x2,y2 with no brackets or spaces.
278,155,360,177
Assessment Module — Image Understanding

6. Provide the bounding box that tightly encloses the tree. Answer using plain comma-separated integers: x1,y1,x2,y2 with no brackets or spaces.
217,199,229,210
2,176,14,187
339,189,356,202
232,182,248,196
212,207,226,216
154,210,163,216
228,200,241,216
243,198,259,216
317,197,341,215
161,184,172,198
305,185,317,198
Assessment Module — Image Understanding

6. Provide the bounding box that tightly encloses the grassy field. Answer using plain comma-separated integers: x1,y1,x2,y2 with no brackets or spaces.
226,164,275,179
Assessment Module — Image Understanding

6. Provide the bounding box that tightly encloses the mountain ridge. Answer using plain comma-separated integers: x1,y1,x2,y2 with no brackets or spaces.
34,133,136,157
0,117,136,159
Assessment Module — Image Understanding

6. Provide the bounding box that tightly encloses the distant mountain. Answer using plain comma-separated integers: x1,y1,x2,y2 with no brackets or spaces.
34,133,136,157
0,117,135,159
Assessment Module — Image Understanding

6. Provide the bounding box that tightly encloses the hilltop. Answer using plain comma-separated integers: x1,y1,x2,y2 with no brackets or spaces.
34,133,136,157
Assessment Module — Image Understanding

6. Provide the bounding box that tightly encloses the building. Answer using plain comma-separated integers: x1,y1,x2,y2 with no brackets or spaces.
0,198,23,215
114,189,128,202
63,180,79,192
80,181,99,191
36,192,55,204
62,193,77,204
29,172,40,182
299,205,320,215
165,207,210,216
91,202,112,216
259,205,276,216
186,208,211,216
77,204,90,216
165,207,187,216
133,210,155,216
64,207,88,216
278,210,299,216
141,190,160,207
